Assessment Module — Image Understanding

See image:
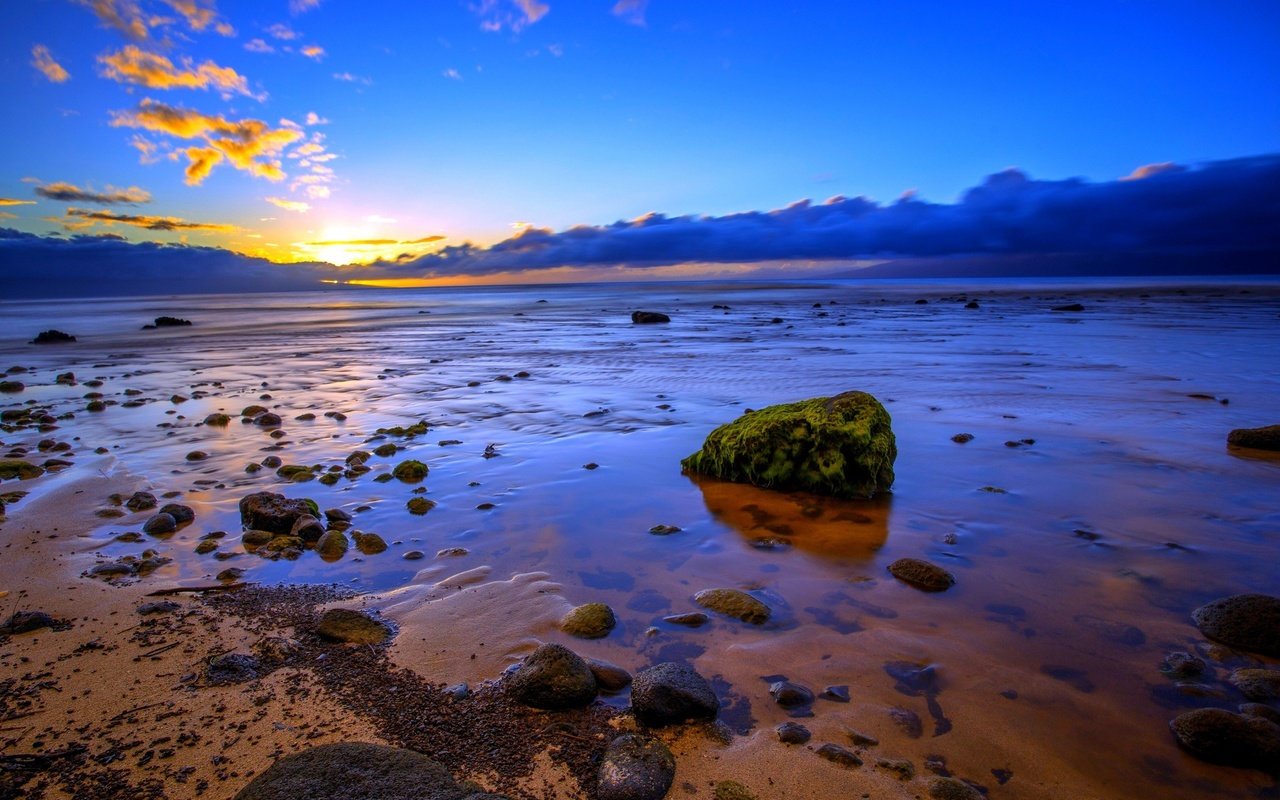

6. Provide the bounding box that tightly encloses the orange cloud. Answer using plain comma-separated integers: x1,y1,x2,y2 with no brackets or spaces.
0,198,37,206
99,46,257,99
266,196,310,213
111,99,303,184
78,0,150,41
64,207,236,232
301,45,326,60
1122,162,1186,181
31,45,71,83
34,182,151,204
160,0,234,35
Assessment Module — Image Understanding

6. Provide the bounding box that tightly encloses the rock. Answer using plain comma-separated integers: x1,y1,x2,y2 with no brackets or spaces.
876,758,915,780
137,601,180,616
0,459,44,480
0,381,23,393
254,636,300,664
392,460,429,481
239,492,320,535
143,512,177,535
206,653,262,685
242,529,274,547
631,662,718,727
407,497,436,515
125,491,157,512
596,734,675,800
403,550,425,560
1243,704,1280,725
951,433,974,444
1160,651,1207,680
648,524,682,535
1192,594,1280,657
232,742,475,800
0,610,56,635
823,685,851,702
712,781,756,800
354,531,388,554
325,508,352,523
255,412,283,427
315,530,350,560
694,588,771,624
315,609,392,645
887,558,955,592
241,405,269,418
663,612,709,627
160,503,194,525
506,643,598,710
152,316,192,327
1169,708,1280,770
31,329,76,344
587,658,633,692
277,465,314,482
561,602,617,638
681,391,895,499
776,721,811,744
1230,669,1280,702
847,729,879,746
631,311,671,324
1228,425,1280,451
1051,303,1085,312
290,514,326,542
195,539,218,554
769,681,814,707
816,743,861,768
217,567,245,581
928,777,984,800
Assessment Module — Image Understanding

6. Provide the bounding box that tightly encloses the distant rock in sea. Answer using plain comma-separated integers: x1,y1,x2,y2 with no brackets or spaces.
143,316,193,329
631,310,671,323
31,329,76,344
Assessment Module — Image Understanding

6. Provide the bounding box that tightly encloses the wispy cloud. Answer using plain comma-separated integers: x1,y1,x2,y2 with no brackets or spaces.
244,38,274,54
473,0,549,32
77,0,150,41
31,45,71,83
332,72,372,85
305,111,328,125
99,46,259,99
63,207,236,232
442,68,462,80
290,0,321,15
110,99,304,184
380,154,1280,277
265,196,310,213
611,0,647,26
77,0,234,40
160,0,235,36
267,22,300,40
300,44,326,60
0,199,37,207
34,182,151,205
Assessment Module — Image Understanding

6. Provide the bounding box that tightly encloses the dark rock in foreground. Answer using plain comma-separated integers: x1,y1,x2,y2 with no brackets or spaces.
315,608,392,645
1228,424,1280,451
31,329,76,344
0,610,56,635
507,643,598,710
928,777,984,800
596,734,676,800
1169,708,1280,770
233,742,491,800
631,311,670,324
1192,594,1280,657
888,557,955,592
682,391,896,499
631,662,718,727
239,491,320,535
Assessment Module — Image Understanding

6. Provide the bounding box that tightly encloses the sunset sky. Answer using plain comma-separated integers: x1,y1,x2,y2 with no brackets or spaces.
1,1,1278,290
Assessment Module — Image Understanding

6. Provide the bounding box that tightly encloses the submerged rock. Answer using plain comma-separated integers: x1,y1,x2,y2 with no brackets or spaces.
561,602,617,639
631,311,671,324
506,643,598,710
232,742,475,800
693,588,771,624
1228,424,1280,451
776,721,811,744
142,512,177,535
596,734,676,800
0,459,44,480
816,743,862,768
1169,708,1280,770
315,609,392,644
315,530,350,560
631,662,718,727
239,492,320,535
1192,594,1280,657
887,558,955,592
392,460,429,482
681,391,896,499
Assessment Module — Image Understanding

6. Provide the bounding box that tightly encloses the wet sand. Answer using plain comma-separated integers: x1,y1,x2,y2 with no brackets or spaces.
1,278,1279,798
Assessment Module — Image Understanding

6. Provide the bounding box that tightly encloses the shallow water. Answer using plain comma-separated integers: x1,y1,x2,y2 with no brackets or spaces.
2,277,1279,798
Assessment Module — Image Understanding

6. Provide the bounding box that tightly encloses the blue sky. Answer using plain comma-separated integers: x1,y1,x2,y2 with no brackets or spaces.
1,0,1278,282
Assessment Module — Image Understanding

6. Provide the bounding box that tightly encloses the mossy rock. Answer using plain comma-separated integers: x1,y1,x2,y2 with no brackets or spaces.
353,531,388,554
681,391,896,499
204,413,232,426
0,459,44,481
315,531,350,560
561,602,617,639
315,609,391,644
694,588,771,624
392,460,429,482
407,497,436,515
713,781,758,800
276,465,316,482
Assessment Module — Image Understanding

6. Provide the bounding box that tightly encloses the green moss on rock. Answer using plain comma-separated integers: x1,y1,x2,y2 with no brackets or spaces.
0,459,44,481
561,602,617,638
392,460,429,482
681,391,895,499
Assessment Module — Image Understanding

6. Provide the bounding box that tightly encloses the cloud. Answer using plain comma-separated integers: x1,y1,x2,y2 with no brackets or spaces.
33,182,152,204
611,0,647,26
31,45,71,83
290,0,321,15
0,198,37,207
473,0,548,32
332,72,372,84
442,68,462,80
301,45,326,60
267,23,300,40
111,99,304,184
244,38,274,54
62,207,236,232
0,213,17,220
78,0,150,41
266,196,310,213
160,0,234,36
304,111,328,125
99,46,258,99
1122,162,1187,181
379,154,1280,278
0,227,353,298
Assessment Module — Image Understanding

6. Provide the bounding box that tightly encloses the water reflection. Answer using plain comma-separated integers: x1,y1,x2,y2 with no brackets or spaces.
688,472,892,558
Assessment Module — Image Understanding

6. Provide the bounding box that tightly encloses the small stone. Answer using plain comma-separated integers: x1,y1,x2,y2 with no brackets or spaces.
631,662,718,727
315,609,392,644
206,653,261,685
887,557,955,592
290,514,326,542
125,491,157,512
649,524,682,535
769,681,814,707
587,658,633,692
876,758,915,780
596,734,676,800
143,512,177,535
407,497,436,515
354,532,388,555
1227,424,1280,451
403,550,425,560
694,588,771,624
1170,708,1280,770
561,602,617,639
216,567,245,582
392,460,429,482
137,601,180,616
204,413,231,426
951,433,974,444
159,503,194,525
822,685,851,702
631,311,671,324
662,612,709,627
929,777,984,800
315,530,350,560
776,721,811,744
507,643,597,710
816,743,861,768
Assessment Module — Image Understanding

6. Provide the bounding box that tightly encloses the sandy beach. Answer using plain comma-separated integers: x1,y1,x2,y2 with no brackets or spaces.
2,278,1279,799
